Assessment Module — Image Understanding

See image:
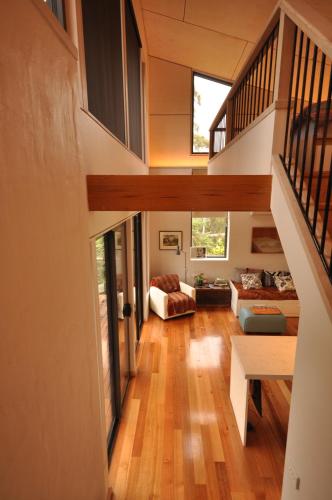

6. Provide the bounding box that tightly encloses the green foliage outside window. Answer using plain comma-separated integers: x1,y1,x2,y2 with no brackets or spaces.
192,215,228,257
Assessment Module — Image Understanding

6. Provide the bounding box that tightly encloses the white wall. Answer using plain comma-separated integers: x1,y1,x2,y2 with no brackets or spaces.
271,159,332,500
0,2,106,498
208,109,276,175
149,211,289,284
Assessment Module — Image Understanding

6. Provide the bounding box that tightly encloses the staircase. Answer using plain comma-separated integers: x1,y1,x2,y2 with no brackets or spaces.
208,2,332,499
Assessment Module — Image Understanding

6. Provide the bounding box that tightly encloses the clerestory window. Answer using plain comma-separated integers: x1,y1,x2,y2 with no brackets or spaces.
192,73,231,154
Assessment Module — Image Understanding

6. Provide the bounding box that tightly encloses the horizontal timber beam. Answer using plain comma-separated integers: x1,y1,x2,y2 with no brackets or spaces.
87,175,272,211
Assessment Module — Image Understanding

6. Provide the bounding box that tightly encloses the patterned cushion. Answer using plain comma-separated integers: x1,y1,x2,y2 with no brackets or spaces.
241,273,263,290
247,268,263,279
150,274,180,293
274,274,296,292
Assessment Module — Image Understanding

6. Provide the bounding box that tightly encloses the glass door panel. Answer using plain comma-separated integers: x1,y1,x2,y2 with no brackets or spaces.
95,236,116,443
114,225,130,402
133,213,144,341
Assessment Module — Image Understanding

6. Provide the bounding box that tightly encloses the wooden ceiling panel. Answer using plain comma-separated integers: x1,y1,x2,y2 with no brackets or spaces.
232,42,255,79
143,11,246,79
184,0,278,43
149,57,192,115
141,0,185,20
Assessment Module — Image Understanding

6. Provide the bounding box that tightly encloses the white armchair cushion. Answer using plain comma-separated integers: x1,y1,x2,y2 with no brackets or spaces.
180,281,196,300
149,286,168,320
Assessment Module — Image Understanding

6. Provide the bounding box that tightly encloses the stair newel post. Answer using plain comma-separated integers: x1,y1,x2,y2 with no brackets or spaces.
272,12,297,157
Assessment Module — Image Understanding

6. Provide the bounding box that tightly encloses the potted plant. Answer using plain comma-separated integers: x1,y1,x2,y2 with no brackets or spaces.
194,273,205,287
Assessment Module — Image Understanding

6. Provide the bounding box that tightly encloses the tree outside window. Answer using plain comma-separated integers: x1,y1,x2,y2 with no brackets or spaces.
193,73,231,154
191,213,229,258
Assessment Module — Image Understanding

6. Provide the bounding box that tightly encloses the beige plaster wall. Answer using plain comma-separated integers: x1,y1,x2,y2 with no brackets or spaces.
149,211,289,284
148,56,209,168
208,109,276,175
0,1,107,499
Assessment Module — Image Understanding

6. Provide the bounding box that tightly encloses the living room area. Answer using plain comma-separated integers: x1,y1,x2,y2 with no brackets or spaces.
109,208,300,498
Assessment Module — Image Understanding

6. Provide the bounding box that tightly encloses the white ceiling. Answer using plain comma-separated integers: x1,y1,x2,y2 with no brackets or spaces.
141,0,278,81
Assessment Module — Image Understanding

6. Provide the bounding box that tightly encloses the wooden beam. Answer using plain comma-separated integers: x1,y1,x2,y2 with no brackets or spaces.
87,175,271,211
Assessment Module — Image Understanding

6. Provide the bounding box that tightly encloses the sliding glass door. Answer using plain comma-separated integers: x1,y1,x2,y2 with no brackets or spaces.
133,213,144,341
94,223,130,457
95,236,118,450
113,224,130,402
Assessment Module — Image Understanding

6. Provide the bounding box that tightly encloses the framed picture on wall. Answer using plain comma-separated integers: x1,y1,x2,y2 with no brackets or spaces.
159,231,182,250
251,227,283,253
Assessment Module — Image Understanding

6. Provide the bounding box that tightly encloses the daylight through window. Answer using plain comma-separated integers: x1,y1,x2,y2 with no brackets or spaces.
191,213,229,258
192,73,231,153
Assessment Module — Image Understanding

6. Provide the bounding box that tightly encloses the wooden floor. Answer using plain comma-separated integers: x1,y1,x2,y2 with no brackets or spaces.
109,308,298,499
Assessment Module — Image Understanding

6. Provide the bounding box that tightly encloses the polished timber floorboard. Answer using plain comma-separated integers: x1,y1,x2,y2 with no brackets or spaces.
109,308,298,499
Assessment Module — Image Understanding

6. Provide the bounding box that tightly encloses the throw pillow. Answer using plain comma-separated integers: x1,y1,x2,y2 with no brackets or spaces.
274,270,290,277
241,273,263,290
274,274,296,292
247,268,263,279
263,271,276,287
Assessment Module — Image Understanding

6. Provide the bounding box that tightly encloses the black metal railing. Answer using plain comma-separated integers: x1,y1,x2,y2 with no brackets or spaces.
209,19,279,158
211,111,227,156
280,27,332,282
231,23,279,139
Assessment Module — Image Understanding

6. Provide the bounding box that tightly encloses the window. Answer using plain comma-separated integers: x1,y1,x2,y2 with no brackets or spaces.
44,0,66,28
192,73,231,154
191,213,229,258
125,1,143,158
82,0,126,143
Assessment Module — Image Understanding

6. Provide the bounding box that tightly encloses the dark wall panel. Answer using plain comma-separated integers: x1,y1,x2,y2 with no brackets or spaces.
125,1,142,158
82,0,126,143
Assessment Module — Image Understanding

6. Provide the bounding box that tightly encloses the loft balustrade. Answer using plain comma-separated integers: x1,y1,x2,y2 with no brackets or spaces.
209,2,332,283
280,27,332,282
209,14,279,158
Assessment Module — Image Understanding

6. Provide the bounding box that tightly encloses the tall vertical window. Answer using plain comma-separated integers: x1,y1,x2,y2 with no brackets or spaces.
192,73,231,153
82,0,126,143
191,213,229,258
125,1,143,158
44,0,66,27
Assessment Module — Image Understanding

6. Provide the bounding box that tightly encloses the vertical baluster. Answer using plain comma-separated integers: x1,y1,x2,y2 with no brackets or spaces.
312,67,332,234
320,158,332,257
261,37,269,111
235,92,240,136
287,31,304,177
305,52,326,216
248,65,254,125
271,24,279,102
232,96,237,139
282,27,298,165
267,30,274,107
293,36,310,188
239,82,244,132
253,57,259,121
244,74,250,128
299,45,318,200
257,50,263,115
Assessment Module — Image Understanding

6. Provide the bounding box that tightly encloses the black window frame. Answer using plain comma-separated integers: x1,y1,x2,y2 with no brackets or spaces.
190,212,229,259
44,0,66,28
192,72,231,155
125,0,143,159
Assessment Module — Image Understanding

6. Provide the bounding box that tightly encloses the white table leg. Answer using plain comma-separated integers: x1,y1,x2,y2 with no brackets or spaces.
230,348,249,445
